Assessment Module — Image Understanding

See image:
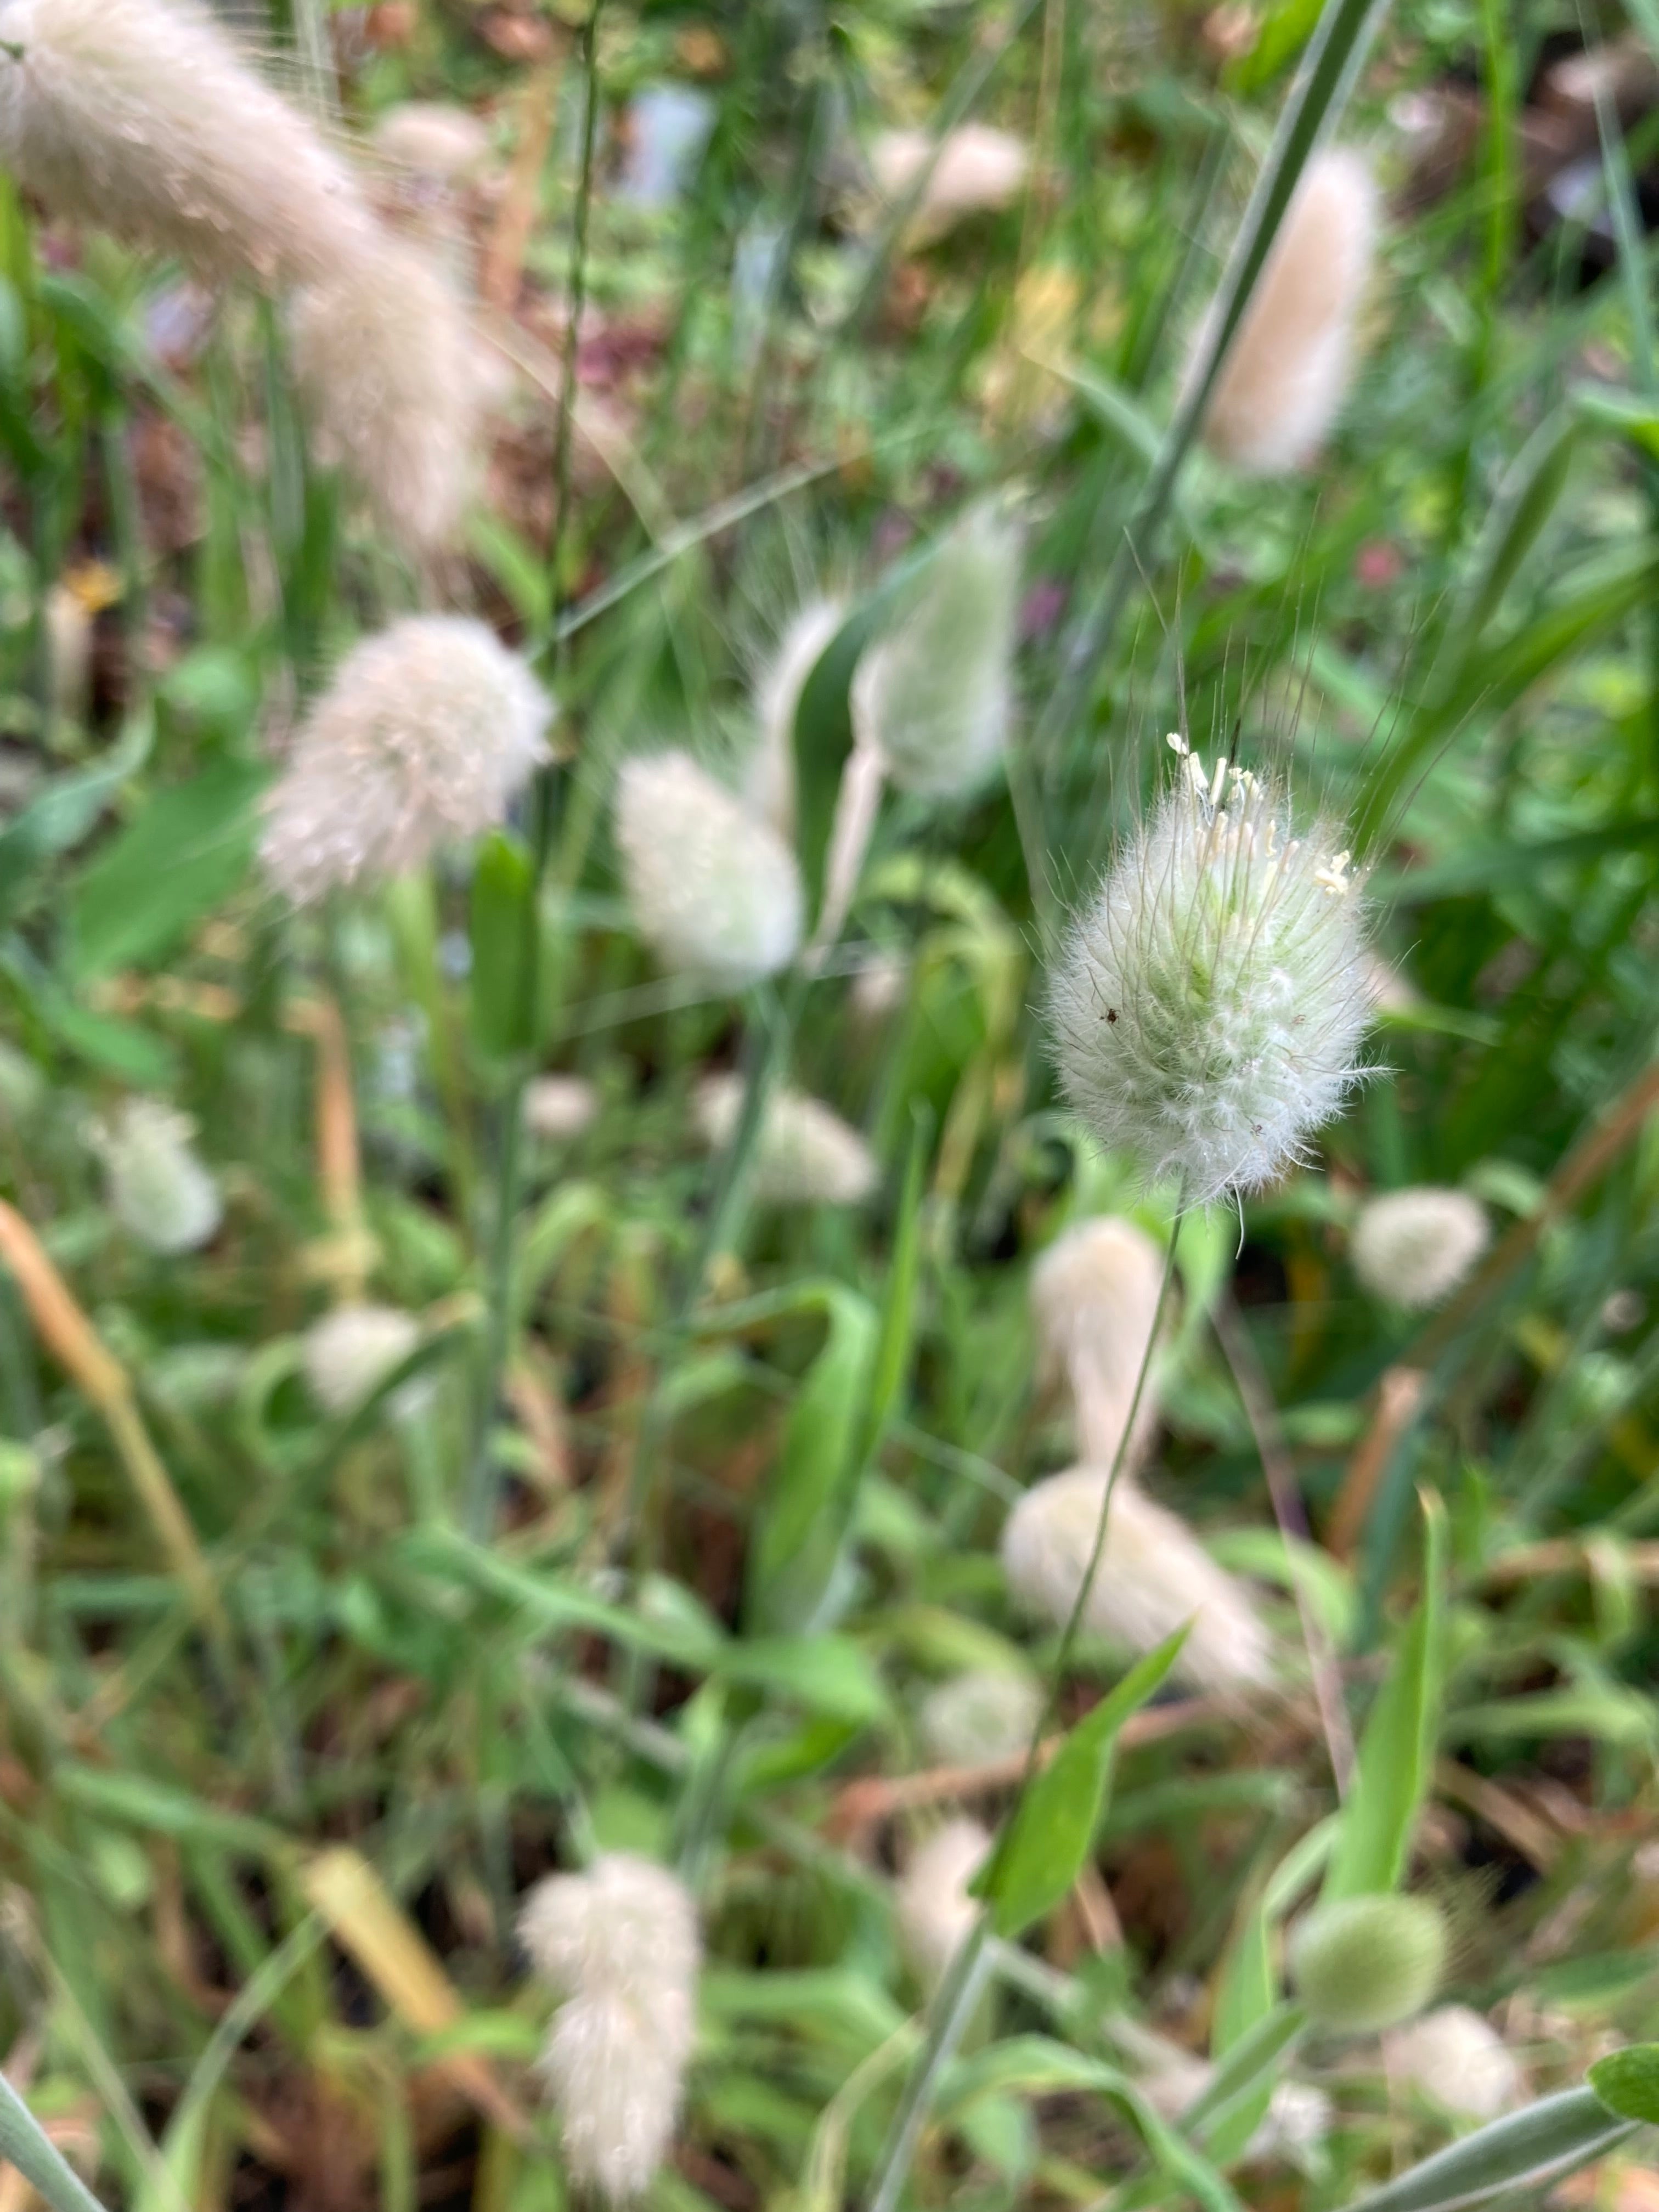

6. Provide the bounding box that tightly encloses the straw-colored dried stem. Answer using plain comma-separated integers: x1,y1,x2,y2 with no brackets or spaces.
481,55,561,312
289,994,373,1302
0,1198,229,1652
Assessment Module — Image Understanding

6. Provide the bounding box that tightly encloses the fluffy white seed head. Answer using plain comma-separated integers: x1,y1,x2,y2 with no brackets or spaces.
1351,1187,1489,1311
745,598,845,840
918,1668,1042,1766
1195,148,1378,474
614,751,803,989
519,1854,699,2203
1252,2081,1334,2169
524,1075,600,1143
872,124,1031,242
1049,735,1372,1206
1389,2006,1522,2123
1031,1215,1166,1471
99,1101,222,1255
851,503,1019,799
302,1304,420,1417
290,234,484,554
1001,1468,1277,1694
0,0,375,285
373,101,492,184
695,1075,877,1206
260,617,550,903
895,1819,991,1989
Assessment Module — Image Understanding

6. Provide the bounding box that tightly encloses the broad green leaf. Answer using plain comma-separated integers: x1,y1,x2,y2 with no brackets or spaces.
1341,2087,1636,2212
1324,1491,1446,1901
745,1284,879,1634
975,1632,1186,1938
1587,2044,1659,2124
469,831,537,1060
1186,2004,1307,2152
0,709,153,930
1204,1902,1279,2158
715,1634,888,1723
70,757,266,978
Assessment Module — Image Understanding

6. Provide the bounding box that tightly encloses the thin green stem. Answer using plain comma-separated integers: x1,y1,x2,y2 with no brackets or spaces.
544,0,607,675
861,1205,1184,2212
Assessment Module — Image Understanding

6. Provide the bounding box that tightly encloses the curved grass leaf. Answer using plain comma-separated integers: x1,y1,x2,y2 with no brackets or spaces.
1341,2087,1638,2212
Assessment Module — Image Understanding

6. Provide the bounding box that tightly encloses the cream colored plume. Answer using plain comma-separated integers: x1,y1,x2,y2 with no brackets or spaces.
695,1075,877,1207
1031,1215,1166,1470
745,597,844,840
895,1818,991,1989
1195,148,1378,474
1000,1466,1277,1694
872,124,1030,243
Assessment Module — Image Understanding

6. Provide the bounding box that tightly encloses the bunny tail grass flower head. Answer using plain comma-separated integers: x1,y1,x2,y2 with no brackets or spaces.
98,1100,222,1255
852,501,1019,799
1195,146,1378,475
919,1667,1043,1765
0,0,373,285
1351,1187,1489,1311
895,1819,992,1989
1001,1467,1277,1694
871,124,1031,244
302,1305,420,1417
695,1075,877,1206
1049,735,1372,1208
519,1854,699,2203
261,617,550,902
746,597,845,839
615,751,803,989
1389,2006,1522,2123
1032,1215,1167,1470
1290,1893,1447,2035
290,234,484,554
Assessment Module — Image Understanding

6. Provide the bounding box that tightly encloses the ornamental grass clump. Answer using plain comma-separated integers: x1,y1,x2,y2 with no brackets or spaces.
260,617,550,902
852,501,1019,799
614,751,803,989
1031,1215,1167,1470
1001,1465,1277,1694
1351,1186,1489,1311
519,1854,700,2203
1289,1893,1447,2035
1196,147,1378,475
0,0,374,285
1049,735,1372,1207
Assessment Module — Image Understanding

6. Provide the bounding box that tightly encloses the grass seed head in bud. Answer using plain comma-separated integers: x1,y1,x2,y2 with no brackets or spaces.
260,616,550,903
615,751,804,989
853,500,1019,799
1290,1893,1447,2036
519,1854,699,2203
1049,735,1372,1209
1351,1186,1489,1311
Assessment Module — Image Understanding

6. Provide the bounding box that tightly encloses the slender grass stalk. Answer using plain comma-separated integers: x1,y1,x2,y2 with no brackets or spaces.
861,1207,1183,2212
0,2070,108,2212
544,0,606,670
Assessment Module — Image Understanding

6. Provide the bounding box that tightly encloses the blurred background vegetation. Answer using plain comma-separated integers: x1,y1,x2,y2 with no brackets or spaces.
5,0,1659,2205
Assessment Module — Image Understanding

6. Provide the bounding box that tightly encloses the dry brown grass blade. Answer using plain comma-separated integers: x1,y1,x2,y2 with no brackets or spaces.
287,994,374,1300
0,1198,230,1653
301,1848,533,2144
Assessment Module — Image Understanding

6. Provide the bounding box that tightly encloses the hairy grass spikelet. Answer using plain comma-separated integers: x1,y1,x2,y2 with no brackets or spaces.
1389,2005,1522,2122
1351,1187,1489,1311
1031,1216,1166,1470
260,617,550,902
302,1305,420,1417
524,1075,600,1143
695,1075,877,1206
918,1668,1043,1765
851,502,1019,799
373,101,492,184
1001,1467,1277,1693
614,751,803,988
1049,735,1371,1206
290,235,484,553
871,125,1031,243
895,1819,991,1988
0,0,373,284
1196,148,1378,474
519,1854,699,2203
745,597,844,839
99,1101,222,1255
1289,1893,1447,2035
